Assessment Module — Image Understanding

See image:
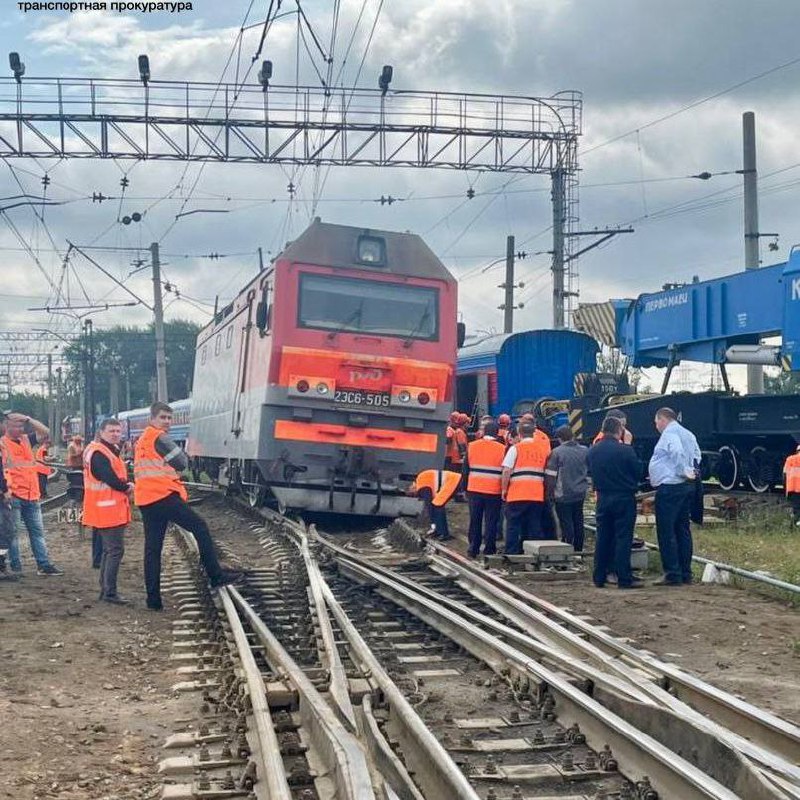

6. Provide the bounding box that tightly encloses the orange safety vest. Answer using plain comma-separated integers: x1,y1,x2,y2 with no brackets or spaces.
133,425,188,506
593,429,634,445
83,440,131,529
506,437,551,503
466,437,505,495
35,445,51,476
446,426,466,465
413,469,461,507
784,453,800,495
0,435,41,501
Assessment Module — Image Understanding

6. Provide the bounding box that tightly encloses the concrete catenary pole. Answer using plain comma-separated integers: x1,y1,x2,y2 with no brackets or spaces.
46,353,54,439
55,366,62,451
150,242,169,402
109,368,120,415
503,235,515,334
743,111,764,394
551,167,567,329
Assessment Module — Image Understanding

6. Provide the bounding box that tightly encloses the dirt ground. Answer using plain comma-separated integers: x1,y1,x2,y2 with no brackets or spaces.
0,502,196,800
2,495,798,800
443,502,800,724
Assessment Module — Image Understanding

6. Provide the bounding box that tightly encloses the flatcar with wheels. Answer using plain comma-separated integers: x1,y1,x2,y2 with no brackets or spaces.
187,219,460,516
577,391,800,493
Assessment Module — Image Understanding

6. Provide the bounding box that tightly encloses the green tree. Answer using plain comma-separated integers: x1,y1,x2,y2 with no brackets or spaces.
595,346,646,392
765,370,800,395
62,319,202,412
4,390,47,419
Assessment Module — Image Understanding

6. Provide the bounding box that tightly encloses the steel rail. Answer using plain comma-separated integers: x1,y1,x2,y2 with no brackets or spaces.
40,491,68,509
425,549,800,786
229,586,378,800
317,569,483,800
217,587,294,800
328,548,750,800
431,540,800,766
319,535,654,705
359,693,427,800
263,513,477,799
291,525,358,731
324,536,799,796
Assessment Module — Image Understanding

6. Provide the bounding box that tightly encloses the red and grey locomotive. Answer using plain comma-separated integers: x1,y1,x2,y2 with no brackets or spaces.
188,219,460,516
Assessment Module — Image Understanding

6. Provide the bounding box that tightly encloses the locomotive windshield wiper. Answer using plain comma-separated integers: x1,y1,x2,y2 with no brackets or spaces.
402,303,432,348
327,299,364,340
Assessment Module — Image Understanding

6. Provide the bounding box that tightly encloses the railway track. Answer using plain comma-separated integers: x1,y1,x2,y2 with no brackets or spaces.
159,502,800,799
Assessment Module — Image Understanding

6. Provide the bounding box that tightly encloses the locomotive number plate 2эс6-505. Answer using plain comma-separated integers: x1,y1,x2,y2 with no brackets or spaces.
333,388,391,407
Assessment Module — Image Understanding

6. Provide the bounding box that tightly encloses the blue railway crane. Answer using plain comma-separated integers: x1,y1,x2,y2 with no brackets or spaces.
571,250,800,493
613,248,800,392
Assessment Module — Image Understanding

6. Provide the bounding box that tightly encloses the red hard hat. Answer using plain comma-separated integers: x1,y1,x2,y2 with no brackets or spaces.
498,413,511,426
449,411,460,424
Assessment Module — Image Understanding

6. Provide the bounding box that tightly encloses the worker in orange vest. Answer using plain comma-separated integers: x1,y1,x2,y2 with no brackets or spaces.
497,414,513,447
464,420,505,557
593,408,634,446
783,446,800,525
444,412,465,470
35,436,52,499
134,402,235,610
501,419,552,554
474,414,493,439
408,469,460,541
84,418,133,604
0,412,63,575
65,434,85,505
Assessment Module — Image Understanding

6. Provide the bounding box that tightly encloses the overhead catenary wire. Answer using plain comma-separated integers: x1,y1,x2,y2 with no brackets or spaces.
582,53,800,157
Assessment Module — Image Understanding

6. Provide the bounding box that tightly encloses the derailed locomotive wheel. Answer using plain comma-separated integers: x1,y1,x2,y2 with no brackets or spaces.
247,480,266,508
745,445,772,493
716,445,739,491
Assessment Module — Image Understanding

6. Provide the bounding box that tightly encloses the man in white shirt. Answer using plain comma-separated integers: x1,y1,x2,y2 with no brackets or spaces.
649,407,701,586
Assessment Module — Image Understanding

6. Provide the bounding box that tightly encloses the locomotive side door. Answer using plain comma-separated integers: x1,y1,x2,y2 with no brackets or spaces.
231,291,255,436
231,277,271,436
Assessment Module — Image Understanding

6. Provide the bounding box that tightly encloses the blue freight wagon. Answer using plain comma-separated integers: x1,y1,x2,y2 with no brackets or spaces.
456,329,599,417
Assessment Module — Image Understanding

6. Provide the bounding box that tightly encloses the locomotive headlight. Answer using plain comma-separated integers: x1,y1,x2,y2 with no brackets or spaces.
316,382,330,395
296,379,310,393
398,389,411,403
356,234,386,266
417,392,430,406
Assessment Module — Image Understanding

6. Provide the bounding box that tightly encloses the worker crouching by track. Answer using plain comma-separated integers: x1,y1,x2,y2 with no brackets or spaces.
134,402,237,610
408,468,460,541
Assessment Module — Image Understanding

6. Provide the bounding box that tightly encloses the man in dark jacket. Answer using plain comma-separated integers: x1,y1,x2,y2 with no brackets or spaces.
586,416,642,589
545,425,589,551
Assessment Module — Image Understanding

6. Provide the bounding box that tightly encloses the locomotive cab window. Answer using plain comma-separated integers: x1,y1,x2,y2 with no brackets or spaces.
298,273,439,341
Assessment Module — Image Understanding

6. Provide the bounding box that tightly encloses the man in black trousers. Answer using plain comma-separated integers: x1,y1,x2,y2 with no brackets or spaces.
586,416,642,589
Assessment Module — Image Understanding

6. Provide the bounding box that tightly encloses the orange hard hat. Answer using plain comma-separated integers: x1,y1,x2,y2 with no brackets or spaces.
498,413,511,426
449,411,460,424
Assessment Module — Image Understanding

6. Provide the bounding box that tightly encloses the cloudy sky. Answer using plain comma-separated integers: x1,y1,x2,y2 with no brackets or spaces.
1,0,798,390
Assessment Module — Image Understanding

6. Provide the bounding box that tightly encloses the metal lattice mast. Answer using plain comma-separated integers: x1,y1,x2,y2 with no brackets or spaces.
0,78,581,174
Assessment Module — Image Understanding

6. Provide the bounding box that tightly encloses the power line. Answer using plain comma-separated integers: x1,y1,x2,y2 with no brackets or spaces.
582,53,800,157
